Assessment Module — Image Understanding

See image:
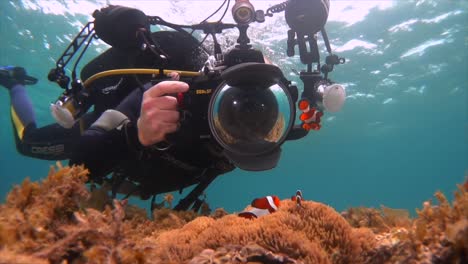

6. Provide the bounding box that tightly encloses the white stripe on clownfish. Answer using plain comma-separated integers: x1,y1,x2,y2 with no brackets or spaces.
304,114,317,124
266,195,278,211
238,208,271,219
291,190,303,207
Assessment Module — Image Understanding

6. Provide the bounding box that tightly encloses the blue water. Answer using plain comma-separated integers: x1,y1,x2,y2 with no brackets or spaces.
0,0,466,214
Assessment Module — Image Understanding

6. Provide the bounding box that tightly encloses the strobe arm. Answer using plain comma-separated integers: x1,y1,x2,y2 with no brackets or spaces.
319,28,345,79
48,22,95,89
285,27,345,140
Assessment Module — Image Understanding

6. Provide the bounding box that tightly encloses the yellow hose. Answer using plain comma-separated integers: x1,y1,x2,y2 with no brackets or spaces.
83,68,201,88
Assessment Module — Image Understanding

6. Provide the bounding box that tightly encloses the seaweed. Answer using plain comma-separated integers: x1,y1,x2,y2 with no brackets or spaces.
0,165,466,264
0,163,89,254
365,185,468,264
341,205,412,233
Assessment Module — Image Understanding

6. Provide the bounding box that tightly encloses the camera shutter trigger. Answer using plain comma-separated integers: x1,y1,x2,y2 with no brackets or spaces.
176,92,185,108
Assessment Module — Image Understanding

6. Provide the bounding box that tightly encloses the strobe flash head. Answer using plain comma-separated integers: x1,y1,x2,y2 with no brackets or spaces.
285,0,330,35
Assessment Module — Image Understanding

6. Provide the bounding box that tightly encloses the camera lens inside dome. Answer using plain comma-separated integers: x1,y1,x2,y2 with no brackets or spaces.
209,82,293,155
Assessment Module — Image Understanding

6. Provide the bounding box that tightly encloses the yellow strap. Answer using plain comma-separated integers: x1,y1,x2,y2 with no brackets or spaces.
10,106,25,140
83,68,201,88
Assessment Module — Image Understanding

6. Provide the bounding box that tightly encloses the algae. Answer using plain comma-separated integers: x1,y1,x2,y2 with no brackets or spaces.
0,164,466,263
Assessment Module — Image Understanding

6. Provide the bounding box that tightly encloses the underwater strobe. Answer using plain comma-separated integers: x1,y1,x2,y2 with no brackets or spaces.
285,0,329,35
282,0,346,131
208,63,296,171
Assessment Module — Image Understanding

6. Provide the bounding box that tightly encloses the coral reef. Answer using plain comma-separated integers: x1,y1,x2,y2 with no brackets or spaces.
341,186,468,263
0,165,466,263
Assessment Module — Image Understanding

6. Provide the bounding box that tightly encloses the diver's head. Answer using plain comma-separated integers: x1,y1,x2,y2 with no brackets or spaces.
92,5,208,72
93,5,150,50
149,31,208,72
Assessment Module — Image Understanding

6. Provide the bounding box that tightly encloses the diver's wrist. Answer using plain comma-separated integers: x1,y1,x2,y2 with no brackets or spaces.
137,117,151,146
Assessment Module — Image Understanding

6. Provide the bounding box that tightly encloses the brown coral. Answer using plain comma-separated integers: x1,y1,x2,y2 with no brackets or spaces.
365,185,468,263
0,165,467,264
0,164,89,253
134,200,372,263
341,205,412,234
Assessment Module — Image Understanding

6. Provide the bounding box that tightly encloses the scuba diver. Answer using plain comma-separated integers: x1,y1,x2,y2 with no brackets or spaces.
3,0,347,212
0,7,207,160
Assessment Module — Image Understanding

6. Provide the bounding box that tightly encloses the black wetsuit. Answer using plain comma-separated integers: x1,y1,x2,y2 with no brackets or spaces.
69,84,235,198
12,47,156,160
11,30,207,161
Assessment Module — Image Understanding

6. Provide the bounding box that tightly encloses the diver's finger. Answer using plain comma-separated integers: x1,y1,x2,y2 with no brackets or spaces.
138,117,180,146
145,81,189,98
154,109,180,123
142,108,180,129
167,71,180,81
141,95,178,113
161,122,179,134
152,96,179,110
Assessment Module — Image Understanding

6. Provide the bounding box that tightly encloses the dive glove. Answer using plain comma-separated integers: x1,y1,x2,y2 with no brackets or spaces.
0,66,38,89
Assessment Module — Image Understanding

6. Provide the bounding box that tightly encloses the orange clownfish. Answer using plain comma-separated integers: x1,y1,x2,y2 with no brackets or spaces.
291,190,303,207
298,100,323,131
238,195,280,219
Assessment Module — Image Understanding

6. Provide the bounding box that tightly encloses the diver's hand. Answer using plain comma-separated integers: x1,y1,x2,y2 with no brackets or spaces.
137,81,189,146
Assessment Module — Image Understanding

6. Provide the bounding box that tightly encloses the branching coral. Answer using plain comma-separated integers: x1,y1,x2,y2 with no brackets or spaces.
409,186,468,263
0,163,89,253
33,199,127,263
0,249,48,264
365,185,468,264
341,205,412,233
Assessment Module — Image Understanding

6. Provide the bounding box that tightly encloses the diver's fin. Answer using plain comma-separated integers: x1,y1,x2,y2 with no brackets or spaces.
23,75,38,85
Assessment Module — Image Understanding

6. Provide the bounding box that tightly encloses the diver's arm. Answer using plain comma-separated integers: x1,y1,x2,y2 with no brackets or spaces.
69,84,147,179
69,86,144,179
69,124,132,180
71,80,190,179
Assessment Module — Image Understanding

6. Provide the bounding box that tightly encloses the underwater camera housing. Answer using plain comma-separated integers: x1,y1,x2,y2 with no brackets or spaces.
209,62,297,171
173,48,298,171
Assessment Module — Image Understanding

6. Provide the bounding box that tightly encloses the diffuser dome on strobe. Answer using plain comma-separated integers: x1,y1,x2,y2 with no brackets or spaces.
322,84,345,112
